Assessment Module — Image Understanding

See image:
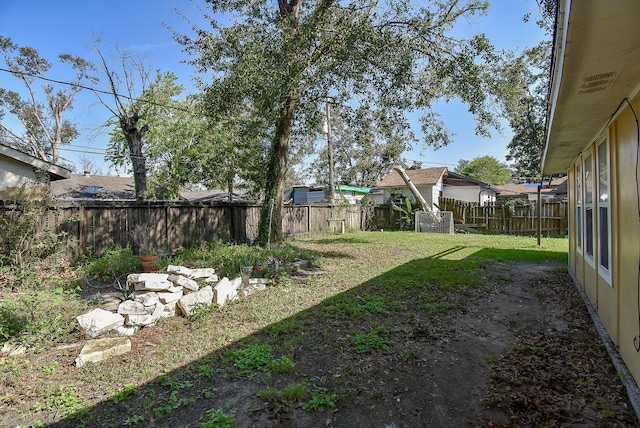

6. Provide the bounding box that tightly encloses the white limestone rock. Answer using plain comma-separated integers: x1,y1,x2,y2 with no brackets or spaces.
159,301,179,318
133,292,159,307
177,285,214,317
241,282,267,297
1,341,27,357
114,325,138,337
117,300,150,316
190,268,216,279
76,308,124,338
124,313,155,327
204,274,220,283
133,280,173,292
75,337,131,367
127,273,169,284
167,265,192,276
167,284,183,293
168,274,199,291
157,288,183,304
213,277,242,306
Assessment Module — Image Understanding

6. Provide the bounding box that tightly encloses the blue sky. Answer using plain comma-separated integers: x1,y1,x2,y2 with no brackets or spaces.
0,0,546,176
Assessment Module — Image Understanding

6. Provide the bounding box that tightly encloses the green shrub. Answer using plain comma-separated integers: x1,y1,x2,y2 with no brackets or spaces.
0,194,78,269
77,247,139,282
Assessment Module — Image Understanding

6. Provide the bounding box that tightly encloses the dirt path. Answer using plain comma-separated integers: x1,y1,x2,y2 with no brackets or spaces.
178,262,639,427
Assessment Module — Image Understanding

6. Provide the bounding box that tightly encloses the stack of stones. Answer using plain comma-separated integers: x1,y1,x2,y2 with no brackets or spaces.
119,265,219,327
76,264,270,338
74,264,270,367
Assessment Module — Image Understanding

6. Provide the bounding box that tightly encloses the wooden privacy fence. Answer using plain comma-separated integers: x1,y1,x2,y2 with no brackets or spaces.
11,201,364,255
437,197,568,236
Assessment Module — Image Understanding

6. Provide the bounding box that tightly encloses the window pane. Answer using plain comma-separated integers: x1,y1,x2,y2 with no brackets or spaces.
599,207,609,270
586,207,593,257
585,155,593,204
598,143,608,203
576,164,582,204
577,208,582,248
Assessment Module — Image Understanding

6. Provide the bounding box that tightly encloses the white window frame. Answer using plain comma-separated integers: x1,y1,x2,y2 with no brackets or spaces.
576,161,582,255
584,152,595,268
596,136,612,285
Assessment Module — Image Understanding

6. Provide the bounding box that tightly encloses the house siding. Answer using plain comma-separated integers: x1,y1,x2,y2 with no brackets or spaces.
443,185,496,205
612,103,640,380
431,180,442,211
0,156,38,190
567,98,640,381
381,184,440,212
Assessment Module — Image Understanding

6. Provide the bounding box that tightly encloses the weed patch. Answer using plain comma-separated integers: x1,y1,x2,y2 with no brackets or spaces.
222,342,294,375
199,408,235,428
303,387,337,411
352,325,391,353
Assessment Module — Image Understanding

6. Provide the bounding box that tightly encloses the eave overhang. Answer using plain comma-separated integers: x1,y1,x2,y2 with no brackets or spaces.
543,0,640,175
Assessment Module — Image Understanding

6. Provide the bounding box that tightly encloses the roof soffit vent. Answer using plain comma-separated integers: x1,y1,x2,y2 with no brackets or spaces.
577,70,618,94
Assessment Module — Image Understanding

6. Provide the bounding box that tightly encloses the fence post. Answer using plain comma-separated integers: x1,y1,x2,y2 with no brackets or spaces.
537,185,542,246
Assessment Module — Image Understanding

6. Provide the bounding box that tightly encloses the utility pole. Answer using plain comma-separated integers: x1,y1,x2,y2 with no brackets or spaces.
325,94,335,202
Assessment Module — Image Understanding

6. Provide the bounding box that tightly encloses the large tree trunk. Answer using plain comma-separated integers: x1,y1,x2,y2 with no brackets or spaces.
121,116,148,201
129,133,148,201
258,94,296,246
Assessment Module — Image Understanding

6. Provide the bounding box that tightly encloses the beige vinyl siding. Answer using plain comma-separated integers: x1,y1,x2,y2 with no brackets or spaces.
567,97,640,381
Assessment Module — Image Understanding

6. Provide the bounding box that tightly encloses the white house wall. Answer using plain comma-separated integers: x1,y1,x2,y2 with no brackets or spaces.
381,182,441,212
0,157,37,191
442,185,496,205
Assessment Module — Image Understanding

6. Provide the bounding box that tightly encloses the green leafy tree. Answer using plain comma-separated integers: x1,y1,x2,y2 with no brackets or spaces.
146,96,264,200
0,36,96,163
458,155,511,185
310,103,410,187
496,0,555,183
176,0,500,245
96,44,182,201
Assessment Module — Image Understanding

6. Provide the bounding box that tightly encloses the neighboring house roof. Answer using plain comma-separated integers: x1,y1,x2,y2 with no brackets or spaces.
495,176,568,198
51,173,175,201
443,171,499,192
180,189,250,203
52,174,138,200
543,0,640,174
375,167,448,188
0,143,71,181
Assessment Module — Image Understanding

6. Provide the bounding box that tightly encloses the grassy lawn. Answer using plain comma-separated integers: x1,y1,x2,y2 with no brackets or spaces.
0,231,571,427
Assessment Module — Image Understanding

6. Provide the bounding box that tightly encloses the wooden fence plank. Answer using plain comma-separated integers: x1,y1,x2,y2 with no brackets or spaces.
6,201,349,255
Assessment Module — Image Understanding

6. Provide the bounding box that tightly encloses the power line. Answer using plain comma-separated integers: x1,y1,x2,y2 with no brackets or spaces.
58,146,106,156
0,67,194,113
405,158,457,167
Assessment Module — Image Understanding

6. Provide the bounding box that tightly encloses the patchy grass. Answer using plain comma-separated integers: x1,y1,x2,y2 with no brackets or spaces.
7,231,633,428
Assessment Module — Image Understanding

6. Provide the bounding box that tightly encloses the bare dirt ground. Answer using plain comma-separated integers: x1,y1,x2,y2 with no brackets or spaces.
3,261,638,427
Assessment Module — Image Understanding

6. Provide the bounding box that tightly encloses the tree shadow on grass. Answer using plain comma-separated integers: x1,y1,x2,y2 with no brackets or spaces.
48,248,570,427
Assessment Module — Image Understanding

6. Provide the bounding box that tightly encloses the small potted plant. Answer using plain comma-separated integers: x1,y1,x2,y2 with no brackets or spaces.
252,258,266,275
131,224,158,272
